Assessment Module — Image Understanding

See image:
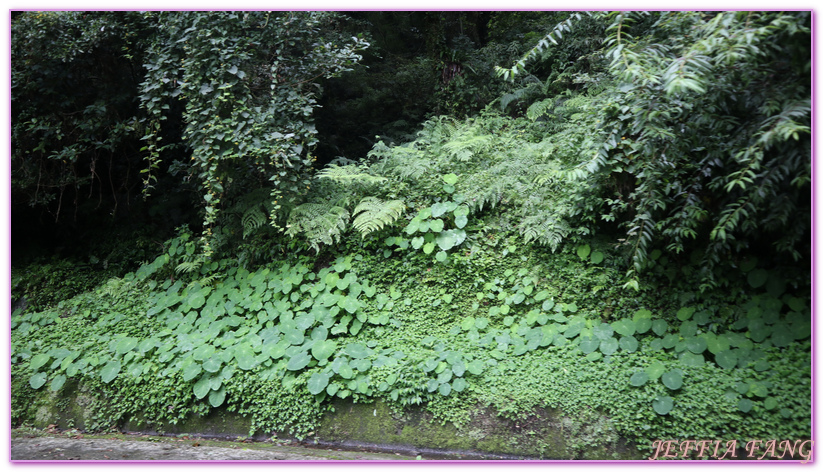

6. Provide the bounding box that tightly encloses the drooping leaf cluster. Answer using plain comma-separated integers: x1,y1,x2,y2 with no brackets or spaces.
137,11,369,256
500,11,811,289
11,12,152,224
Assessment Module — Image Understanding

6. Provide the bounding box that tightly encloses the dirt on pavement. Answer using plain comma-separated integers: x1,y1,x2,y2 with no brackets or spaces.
10,429,419,461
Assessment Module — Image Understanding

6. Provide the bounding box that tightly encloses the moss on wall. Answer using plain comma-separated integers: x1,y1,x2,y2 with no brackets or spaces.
19,382,642,459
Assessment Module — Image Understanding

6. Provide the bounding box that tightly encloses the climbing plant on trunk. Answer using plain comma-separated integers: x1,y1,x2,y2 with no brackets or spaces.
138,11,368,257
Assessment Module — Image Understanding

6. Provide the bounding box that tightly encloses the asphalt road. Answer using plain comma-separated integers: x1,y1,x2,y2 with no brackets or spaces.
10,431,419,461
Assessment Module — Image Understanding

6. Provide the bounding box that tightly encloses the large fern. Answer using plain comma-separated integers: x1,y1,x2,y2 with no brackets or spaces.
241,205,267,239
317,163,387,185
520,211,571,252
285,202,350,253
351,197,405,238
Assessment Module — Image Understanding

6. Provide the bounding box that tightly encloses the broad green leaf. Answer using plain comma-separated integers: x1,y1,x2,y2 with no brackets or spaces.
100,360,121,384
747,269,769,288
183,362,203,382
438,383,452,396
436,229,466,251
653,396,674,415
115,337,138,355
645,361,666,380
344,343,373,359
599,337,618,355
676,307,695,321
337,362,354,379
685,336,707,354
49,374,67,392
651,319,668,336
738,398,753,413
311,340,337,362
30,354,51,371
612,319,636,336
430,203,448,218
192,344,216,361
404,219,420,235
435,251,448,262
208,387,226,407
202,357,222,373
634,318,652,334
234,343,258,371
467,360,485,375
29,373,47,389
748,381,768,398
189,293,206,310
286,351,311,371
590,251,604,264
619,335,638,353
661,334,677,350
308,373,331,395
579,336,600,354
585,351,602,361
461,317,475,331
423,242,436,254
340,297,360,315
661,370,683,390
593,323,614,340
452,377,468,392
442,173,458,185
576,244,591,260
770,326,793,347
706,333,730,354
679,352,704,367
630,372,649,387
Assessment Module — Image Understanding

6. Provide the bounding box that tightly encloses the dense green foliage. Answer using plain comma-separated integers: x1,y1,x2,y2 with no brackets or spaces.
11,10,810,459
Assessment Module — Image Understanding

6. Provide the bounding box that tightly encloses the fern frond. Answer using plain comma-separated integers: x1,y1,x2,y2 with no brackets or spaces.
317,164,387,185
285,203,350,253
242,205,267,239
526,98,555,122
520,212,571,252
198,274,221,287
175,261,202,275
351,197,406,237
442,127,494,162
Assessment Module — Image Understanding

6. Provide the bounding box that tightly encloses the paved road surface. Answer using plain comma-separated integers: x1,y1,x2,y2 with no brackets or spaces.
11,432,418,461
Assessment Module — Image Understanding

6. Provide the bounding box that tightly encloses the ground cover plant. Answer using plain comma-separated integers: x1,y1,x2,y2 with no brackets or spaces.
11,10,810,459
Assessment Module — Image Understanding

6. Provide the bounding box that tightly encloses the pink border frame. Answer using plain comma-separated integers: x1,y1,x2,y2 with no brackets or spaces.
3,8,817,466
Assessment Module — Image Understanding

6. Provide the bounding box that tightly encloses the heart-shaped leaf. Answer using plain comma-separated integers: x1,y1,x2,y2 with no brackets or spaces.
234,343,258,371
579,336,600,354
208,386,226,407
29,373,47,389
661,370,683,390
100,360,121,383
645,361,666,380
308,372,331,395
311,340,337,362
30,354,51,371
183,362,203,382
653,396,674,415
286,351,311,371
630,371,649,387
50,374,67,392
599,337,618,355
619,335,638,352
